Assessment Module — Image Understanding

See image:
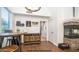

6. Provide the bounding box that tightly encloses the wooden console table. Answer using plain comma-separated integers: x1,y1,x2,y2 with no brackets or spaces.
24,33,41,44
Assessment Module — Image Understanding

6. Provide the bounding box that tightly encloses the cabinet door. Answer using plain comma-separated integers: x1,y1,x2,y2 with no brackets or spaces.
24,36,30,42
24,34,41,43
29,36,33,41
34,36,40,41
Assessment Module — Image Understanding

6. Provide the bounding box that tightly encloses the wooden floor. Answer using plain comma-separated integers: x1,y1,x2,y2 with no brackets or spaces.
20,41,62,52
62,48,79,52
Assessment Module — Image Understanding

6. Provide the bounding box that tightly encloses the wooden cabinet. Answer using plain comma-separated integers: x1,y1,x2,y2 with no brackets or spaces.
24,33,41,44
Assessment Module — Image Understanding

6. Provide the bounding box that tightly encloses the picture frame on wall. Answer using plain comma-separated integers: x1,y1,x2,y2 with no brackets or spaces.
31,22,39,27
26,21,31,27
16,21,21,26
16,21,24,27
32,22,38,25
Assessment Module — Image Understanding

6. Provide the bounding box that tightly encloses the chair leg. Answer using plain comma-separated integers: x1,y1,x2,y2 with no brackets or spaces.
14,37,19,46
10,40,12,45
9,40,12,46
6,40,8,46
15,39,17,45
12,37,18,45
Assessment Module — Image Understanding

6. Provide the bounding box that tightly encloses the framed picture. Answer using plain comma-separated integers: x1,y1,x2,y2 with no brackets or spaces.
32,22,38,25
16,21,21,26
32,22,39,27
26,21,31,27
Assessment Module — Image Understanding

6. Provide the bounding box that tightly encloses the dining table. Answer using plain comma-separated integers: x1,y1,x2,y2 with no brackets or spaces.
0,32,27,52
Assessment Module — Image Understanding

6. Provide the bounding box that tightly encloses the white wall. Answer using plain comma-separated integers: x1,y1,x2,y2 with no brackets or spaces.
48,7,73,46
9,7,74,46
12,14,50,41
75,7,79,17
13,14,40,33
11,7,73,46
48,18,58,45
13,14,49,32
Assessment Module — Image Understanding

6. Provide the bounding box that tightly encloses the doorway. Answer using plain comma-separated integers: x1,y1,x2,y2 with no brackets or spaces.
40,21,48,41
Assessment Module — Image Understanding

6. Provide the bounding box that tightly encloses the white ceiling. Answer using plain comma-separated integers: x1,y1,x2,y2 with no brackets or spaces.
8,7,28,14
8,7,51,17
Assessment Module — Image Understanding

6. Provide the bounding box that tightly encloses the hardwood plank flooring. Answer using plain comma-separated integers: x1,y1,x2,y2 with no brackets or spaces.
63,49,79,52
21,41,62,52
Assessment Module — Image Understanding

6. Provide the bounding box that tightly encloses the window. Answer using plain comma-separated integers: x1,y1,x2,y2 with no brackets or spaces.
1,8,11,32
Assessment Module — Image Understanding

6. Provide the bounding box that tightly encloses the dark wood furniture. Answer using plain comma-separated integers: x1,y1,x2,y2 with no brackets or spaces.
24,33,41,44
0,32,23,52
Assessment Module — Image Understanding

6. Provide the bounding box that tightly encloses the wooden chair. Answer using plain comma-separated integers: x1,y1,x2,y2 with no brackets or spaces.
0,45,19,52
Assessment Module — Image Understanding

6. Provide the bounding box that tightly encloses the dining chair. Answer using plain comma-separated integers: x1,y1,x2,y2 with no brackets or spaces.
4,30,13,46
4,30,20,46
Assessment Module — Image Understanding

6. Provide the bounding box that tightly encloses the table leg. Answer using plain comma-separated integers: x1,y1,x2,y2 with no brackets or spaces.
12,36,21,52
0,37,4,48
12,36,15,45
18,35,21,52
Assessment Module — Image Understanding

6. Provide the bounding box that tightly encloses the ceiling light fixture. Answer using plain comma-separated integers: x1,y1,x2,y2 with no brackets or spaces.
25,7,41,13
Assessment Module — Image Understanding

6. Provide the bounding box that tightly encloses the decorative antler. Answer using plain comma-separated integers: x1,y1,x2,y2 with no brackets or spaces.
25,7,41,13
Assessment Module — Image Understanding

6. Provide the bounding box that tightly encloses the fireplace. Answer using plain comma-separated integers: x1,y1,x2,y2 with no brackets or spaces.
64,21,79,39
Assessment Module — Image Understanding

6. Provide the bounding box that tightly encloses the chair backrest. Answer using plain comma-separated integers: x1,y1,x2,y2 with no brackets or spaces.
4,30,13,33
